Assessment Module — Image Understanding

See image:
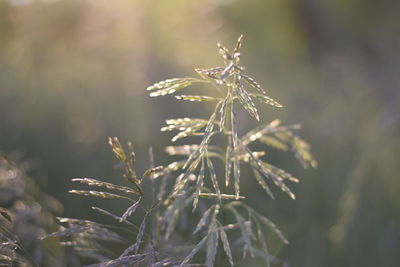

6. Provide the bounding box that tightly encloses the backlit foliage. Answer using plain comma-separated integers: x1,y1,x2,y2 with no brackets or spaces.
42,36,316,266
0,155,64,267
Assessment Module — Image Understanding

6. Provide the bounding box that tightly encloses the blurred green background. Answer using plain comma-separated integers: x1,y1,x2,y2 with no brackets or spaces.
0,0,399,266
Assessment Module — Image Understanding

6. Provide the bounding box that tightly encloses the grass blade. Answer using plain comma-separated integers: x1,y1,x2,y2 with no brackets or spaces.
257,226,271,267
85,254,148,267
259,136,288,150
256,214,288,245
193,158,205,211
193,205,215,235
206,153,221,199
242,74,266,94
120,198,141,222
227,206,255,258
175,95,220,102
147,78,202,97
231,106,241,198
41,226,89,239
120,216,147,257
206,229,219,267
71,178,137,195
69,190,133,201
250,93,283,108
195,67,225,80
91,207,127,224
219,228,234,266
219,93,231,132
252,168,274,199
180,235,208,266
199,193,245,200
224,140,232,187
235,76,259,121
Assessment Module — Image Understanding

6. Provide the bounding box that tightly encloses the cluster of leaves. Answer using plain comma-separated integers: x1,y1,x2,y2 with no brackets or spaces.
42,36,317,266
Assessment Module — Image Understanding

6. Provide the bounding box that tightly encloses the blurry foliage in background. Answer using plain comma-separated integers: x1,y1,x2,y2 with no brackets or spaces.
0,0,399,266
0,154,68,266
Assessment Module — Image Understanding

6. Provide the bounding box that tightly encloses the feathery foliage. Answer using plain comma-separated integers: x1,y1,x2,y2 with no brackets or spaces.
40,35,316,266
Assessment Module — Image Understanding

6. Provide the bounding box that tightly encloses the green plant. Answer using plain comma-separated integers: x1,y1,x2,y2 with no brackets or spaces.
0,155,65,267
42,35,317,266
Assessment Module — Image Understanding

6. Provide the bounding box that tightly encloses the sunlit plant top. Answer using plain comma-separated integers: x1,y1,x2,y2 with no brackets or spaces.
39,35,317,267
